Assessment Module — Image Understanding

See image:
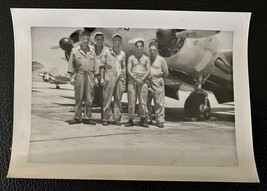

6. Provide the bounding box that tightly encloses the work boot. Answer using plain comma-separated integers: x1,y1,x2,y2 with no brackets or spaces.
158,122,164,128
102,121,109,126
140,118,149,128
83,119,96,125
68,119,81,125
124,119,134,127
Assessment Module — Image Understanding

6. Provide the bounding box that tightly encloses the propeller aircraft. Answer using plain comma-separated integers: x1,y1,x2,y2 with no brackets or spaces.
57,27,233,120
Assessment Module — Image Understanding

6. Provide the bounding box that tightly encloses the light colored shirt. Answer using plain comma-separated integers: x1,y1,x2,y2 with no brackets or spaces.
68,46,96,74
91,46,115,74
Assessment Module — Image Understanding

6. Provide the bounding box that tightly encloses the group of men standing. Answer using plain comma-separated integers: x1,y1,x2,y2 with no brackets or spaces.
67,30,168,128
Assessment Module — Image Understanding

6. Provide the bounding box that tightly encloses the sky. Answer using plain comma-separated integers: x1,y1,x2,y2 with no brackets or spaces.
32,27,78,74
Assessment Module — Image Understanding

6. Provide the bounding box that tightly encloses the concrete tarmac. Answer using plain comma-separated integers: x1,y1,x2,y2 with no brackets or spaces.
29,82,237,167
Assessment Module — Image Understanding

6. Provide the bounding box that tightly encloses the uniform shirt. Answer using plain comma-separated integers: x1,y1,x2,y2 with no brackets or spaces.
110,48,126,77
68,46,96,74
91,46,115,74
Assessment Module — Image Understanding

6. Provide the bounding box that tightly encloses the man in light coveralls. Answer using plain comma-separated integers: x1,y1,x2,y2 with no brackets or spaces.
92,32,116,126
68,30,97,125
147,41,169,128
125,39,150,128
109,33,126,126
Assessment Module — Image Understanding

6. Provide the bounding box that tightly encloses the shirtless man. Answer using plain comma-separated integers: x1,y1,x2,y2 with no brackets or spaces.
125,39,150,127
147,41,169,128
110,34,126,126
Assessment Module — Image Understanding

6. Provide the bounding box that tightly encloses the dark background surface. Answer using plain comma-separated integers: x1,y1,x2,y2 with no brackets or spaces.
1,0,267,190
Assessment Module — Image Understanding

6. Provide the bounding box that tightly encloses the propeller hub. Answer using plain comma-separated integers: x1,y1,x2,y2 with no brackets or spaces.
156,29,185,57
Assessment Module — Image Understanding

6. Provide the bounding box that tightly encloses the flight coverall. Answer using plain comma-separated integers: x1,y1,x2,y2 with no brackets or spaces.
110,49,126,122
68,46,96,121
128,73,148,120
92,46,116,122
147,76,165,123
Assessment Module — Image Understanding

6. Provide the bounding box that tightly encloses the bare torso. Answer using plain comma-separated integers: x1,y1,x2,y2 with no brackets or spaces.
150,55,169,78
150,56,164,77
129,54,149,74
113,50,125,76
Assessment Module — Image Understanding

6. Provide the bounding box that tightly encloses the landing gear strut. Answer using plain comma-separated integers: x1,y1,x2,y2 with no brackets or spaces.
184,75,211,121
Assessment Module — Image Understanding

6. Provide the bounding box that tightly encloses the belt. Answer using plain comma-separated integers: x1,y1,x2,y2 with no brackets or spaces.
132,73,145,79
78,71,94,74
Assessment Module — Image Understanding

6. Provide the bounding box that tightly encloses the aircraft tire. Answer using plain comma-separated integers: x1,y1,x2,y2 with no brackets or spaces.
184,92,210,120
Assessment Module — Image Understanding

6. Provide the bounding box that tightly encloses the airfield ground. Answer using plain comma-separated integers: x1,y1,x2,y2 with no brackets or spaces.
29,82,237,167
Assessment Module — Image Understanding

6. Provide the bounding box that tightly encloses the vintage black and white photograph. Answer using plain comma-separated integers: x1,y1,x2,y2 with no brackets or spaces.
8,9,258,182
30,27,236,167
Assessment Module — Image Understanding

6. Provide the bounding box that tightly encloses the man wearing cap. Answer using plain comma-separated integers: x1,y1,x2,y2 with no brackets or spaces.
109,33,126,126
125,39,150,127
68,30,97,125
92,32,116,126
147,41,169,128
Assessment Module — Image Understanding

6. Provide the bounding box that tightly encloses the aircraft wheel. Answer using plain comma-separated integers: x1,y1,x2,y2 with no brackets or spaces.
56,85,60,89
184,92,211,120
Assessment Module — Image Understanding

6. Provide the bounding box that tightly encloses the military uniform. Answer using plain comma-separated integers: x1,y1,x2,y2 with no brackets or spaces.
68,46,96,121
110,48,126,122
128,72,148,119
147,55,168,124
92,46,116,122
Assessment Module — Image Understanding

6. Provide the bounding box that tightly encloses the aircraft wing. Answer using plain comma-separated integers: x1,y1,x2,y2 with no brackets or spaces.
39,72,70,85
51,76,70,84
164,69,195,100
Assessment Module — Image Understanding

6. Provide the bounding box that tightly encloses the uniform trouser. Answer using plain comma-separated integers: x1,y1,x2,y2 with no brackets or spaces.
74,72,95,120
113,76,125,122
102,70,116,121
147,77,165,123
127,75,148,120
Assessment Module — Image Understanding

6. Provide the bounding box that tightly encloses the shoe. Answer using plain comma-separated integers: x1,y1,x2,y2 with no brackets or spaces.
158,122,164,128
83,119,96,125
124,120,134,127
114,121,122,126
68,119,81,125
102,121,109,126
148,121,153,125
140,118,149,128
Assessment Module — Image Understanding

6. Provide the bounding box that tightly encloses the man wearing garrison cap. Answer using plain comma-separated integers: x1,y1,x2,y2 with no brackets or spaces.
147,40,169,128
125,38,150,128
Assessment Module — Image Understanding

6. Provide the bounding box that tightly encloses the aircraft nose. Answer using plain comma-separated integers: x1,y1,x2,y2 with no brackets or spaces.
156,29,185,57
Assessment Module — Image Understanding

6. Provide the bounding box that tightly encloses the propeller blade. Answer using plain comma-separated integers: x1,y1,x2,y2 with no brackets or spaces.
50,45,60,49
176,30,220,39
127,37,145,44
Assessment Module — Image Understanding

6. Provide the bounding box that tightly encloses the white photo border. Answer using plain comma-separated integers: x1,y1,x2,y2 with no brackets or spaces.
8,9,259,182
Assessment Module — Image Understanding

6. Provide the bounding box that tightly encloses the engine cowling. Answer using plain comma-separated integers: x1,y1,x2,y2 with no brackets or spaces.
156,29,185,57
